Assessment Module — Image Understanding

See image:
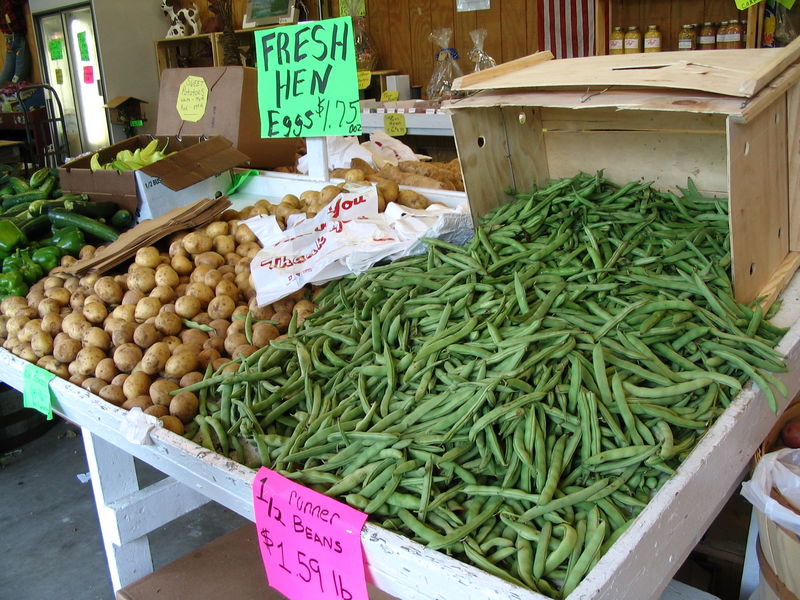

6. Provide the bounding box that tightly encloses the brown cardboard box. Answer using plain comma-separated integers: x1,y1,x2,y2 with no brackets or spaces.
58,135,248,217
115,524,398,600
157,67,301,170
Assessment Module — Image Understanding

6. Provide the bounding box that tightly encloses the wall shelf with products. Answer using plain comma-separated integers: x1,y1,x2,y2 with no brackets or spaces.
594,0,765,55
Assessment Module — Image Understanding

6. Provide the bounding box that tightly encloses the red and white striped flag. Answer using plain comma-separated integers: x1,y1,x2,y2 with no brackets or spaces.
538,0,596,59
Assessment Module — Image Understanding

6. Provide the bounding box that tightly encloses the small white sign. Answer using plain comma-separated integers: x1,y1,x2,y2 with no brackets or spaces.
457,0,490,11
134,170,232,222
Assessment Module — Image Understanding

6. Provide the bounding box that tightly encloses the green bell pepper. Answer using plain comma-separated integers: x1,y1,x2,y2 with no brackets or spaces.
0,271,27,298
3,249,44,285
31,246,62,273
42,226,85,257
0,219,27,254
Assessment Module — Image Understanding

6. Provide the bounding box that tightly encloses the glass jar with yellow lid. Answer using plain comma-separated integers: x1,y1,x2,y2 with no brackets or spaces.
678,24,697,50
624,26,642,53
609,26,625,54
643,25,662,52
698,22,717,50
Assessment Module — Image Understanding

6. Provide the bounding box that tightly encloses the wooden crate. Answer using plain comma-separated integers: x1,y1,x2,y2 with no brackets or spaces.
449,41,800,306
154,33,216,77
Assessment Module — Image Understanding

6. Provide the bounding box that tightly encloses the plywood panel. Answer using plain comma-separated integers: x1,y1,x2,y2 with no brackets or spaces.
501,0,528,61
526,0,539,55
540,107,727,132
545,129,728,194
366,0,392,71
453,7,478,76
391,0,414,79
787,81,800,251
728,98,790,304
409,1,433,89
479,2,504,71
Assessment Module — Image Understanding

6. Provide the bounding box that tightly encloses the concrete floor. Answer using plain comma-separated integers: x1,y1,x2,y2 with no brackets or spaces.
0,415,248,600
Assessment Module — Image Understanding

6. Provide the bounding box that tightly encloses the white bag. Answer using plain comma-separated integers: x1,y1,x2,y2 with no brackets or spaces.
741,448,800,534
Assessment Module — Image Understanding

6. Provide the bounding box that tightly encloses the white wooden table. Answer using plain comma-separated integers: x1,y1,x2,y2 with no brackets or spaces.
7,247,800,600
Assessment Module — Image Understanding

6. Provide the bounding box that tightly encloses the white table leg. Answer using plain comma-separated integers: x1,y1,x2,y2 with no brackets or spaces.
82,428,154,592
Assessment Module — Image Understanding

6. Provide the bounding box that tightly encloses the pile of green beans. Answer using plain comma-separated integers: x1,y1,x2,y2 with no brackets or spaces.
180,172,787,598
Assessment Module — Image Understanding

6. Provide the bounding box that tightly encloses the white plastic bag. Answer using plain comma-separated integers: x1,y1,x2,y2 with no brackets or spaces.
741,448,800,535
296,136,374,174
246,185,472,306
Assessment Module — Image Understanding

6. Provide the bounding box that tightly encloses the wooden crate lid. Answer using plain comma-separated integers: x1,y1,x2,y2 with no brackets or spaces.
452,36,800,100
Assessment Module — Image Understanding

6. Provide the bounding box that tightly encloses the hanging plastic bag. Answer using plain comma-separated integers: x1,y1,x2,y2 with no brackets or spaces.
741,448,800,535
344,0,378,71
467,29,497,72
426,28,463,101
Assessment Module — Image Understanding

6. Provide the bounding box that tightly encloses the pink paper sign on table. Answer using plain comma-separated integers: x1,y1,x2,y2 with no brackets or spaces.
252,467,369,600
83,65,94,84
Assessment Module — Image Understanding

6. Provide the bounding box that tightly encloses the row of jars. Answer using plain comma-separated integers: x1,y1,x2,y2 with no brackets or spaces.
610,20,746,54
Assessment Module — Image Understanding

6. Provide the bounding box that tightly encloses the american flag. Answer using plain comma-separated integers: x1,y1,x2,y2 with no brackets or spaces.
538,0,596,59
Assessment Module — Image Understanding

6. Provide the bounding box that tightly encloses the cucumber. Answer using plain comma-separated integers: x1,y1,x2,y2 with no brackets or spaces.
64,198,117,219
110,209,133,229
2,189,49,210
29,167,52,189
8,176,31,194
47,210,119,242
18,214,50,237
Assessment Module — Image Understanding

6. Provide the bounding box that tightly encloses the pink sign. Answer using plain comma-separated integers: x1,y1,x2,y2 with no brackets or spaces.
83,65,93,84
252,467,369,600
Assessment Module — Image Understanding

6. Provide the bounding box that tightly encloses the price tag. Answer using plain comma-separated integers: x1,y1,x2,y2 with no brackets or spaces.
357,70,371,90
380,90,399,102
384,113,407,136
77,31,90,61
253,468,368,600
177,75,208,123
55,68,63,85
83,65,94,84
23,364,55,420
48,39,63,61
734,0,763,8
255,18,363,138
130,119,144,127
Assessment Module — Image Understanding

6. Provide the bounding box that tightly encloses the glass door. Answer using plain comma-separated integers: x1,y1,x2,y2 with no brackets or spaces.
37,12,81,156
63,6,108,152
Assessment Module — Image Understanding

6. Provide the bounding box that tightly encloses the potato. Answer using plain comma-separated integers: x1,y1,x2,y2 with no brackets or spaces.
139,342,170,375
63,276,80,293
154,264,179,289
223,333,248,355
235,272,254,298
15,342,36,362
127,268,156,294
149,285,175,304
81,377,107,396
144,404,170,418
293,299,314,314
164,352,199,379
248,299,273,321
207,295,236,320
251,322,280,347
68,373,86,386
182,232,213,255
172,342,202,357
232,344,258,359
208,319,230,339
123,371,151,399
111,322,137,347
215,280,239,300
31,332,54,358
99,384,126,406
111,373,128,387
204,336,225,353
61,313,90,341
185,282,214,307
396,189,430,209
93,276,123,305
74,346,106,377
192,312,211,325
179,371,203,388
198,348,221,368
82,327,111,352
83,302,108,325
170,391,199,423
119,289,141,306
19,319,42,343
53,336,81,363
69,289,90,310
114,343,143,373
6,314,29,338
159,415,185,435
227,319,245,336
233,223,257,244
211,357,229,371
153,311,182,336
0,315,7,338
203,269,223,289
236,242,261,259
1,296,27,317
135,247,161,269
213,235,236,255
194,251,224,269
180,328,208,347
129,322,158,348
42,276,63,290
171,254,193,275
161,335,182,352
122,396,153,411
296,309,313,324
95,357,118,383
175,295,201,319
134,297,161,322
36,355,68,379
168,239,188,258
150,379,179,406
61,255,77,267
377,180,399,203
79,245,96,259
271,310,292,332
44,287,71,306
205,221,229,237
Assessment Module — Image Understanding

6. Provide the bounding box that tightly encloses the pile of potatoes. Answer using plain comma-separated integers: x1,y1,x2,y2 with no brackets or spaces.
0,210,315,435
239,177,435,230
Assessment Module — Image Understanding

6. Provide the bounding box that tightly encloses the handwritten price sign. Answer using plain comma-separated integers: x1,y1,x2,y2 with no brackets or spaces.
384,113,407,137
255,17,362,138
253,468,369,600
177,75,208,123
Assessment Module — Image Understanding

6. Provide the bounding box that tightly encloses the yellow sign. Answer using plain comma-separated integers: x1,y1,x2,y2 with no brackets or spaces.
384,113,407,137
380,90,399,102
357,70,371,90
734,0,762,8
177,75,208,122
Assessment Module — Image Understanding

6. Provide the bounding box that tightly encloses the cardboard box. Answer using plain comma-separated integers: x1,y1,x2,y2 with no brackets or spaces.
157,66,302,170
58,135,248,220
115,524,398,600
